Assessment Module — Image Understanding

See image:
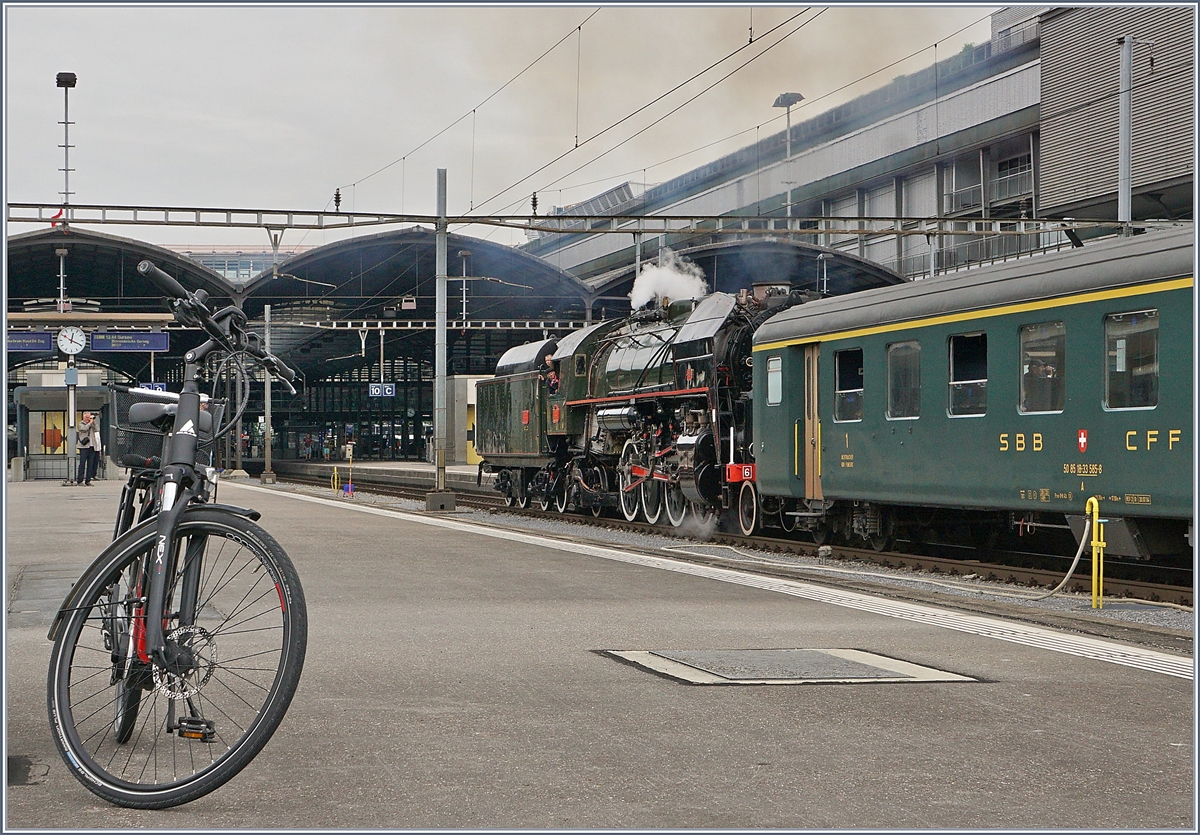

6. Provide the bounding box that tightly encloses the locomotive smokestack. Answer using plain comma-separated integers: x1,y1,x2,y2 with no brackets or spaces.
628,249,708,309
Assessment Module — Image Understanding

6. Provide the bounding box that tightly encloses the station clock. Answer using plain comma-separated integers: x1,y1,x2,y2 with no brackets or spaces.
57,326,87,355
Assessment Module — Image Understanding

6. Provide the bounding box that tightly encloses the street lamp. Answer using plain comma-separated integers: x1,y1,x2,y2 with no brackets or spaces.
773,92,803,158
57,73,76,214
773,92,803,218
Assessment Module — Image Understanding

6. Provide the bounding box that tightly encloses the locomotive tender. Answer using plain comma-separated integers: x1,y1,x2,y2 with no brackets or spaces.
478,226,1194,563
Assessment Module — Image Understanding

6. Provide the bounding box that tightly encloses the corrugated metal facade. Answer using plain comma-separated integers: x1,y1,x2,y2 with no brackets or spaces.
1039,6,1194,214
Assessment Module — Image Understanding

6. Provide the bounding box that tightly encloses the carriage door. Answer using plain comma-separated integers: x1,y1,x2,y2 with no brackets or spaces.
803,344,823,500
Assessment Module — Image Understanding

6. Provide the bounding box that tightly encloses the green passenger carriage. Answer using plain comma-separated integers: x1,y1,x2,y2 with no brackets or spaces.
751,226,1194,559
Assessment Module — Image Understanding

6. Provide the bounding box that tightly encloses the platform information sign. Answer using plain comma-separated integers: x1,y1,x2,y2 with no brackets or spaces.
7,331,54,351
90,332,169,352
369,383,396,397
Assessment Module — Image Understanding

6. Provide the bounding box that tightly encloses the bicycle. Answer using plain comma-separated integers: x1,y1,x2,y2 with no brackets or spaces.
47,259,308,809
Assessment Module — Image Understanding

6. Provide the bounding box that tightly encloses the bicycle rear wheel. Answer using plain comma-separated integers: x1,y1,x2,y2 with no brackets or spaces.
48,508,307,809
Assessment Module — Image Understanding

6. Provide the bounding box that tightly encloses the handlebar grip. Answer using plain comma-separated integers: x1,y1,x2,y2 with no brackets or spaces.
137,260,190,300
271,356,297,384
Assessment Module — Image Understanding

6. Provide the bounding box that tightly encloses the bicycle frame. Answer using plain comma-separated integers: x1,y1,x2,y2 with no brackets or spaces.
142,345,217,667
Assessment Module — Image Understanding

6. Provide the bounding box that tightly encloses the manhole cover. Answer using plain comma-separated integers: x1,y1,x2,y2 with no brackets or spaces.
603,648,975,685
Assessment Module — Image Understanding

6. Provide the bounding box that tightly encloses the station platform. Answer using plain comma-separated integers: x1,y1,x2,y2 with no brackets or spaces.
265,458,496,495
5,478,1193,829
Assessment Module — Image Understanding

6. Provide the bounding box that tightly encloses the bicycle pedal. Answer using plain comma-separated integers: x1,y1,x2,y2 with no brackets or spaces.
175,716,217,742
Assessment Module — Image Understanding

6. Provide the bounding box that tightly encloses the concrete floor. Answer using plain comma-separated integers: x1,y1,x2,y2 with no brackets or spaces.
5,478,1193,829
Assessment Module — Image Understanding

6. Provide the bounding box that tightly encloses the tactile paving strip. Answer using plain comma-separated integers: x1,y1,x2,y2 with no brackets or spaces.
604,648,976,685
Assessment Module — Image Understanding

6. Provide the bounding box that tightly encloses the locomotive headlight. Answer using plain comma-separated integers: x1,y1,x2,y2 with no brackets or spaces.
744,356,753,367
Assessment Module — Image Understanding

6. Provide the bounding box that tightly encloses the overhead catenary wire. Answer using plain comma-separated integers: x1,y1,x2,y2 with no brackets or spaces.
526,10,992,209
508,10,827,206
470,9,816,214
338,7,602,196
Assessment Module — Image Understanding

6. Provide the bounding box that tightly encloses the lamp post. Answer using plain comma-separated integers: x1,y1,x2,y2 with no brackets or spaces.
773,92,803,218
57,72,76,225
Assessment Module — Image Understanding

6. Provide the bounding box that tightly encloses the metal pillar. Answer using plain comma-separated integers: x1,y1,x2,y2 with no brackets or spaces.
261,304,276,483
1118,35,1133,233
57,72,75,219
56,247,68,313
65,356,77,484
428,167,455,510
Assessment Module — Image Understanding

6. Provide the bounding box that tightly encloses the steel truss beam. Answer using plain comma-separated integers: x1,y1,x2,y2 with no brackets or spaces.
294,319,587,331
9,201,1183,238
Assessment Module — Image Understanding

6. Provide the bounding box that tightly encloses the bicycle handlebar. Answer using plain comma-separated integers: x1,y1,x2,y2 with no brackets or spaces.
136,260,190,300
136,259,298,391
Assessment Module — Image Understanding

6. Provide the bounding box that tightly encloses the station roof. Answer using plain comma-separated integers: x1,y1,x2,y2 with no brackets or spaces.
6,226,234,310
6,224,592,383
585,238,905,309
235,226,593,376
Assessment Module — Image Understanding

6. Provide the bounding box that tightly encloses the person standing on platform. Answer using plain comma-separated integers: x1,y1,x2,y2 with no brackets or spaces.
75,412,102,486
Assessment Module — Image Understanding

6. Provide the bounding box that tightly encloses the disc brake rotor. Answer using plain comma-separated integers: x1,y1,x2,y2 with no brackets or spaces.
152,625,217,700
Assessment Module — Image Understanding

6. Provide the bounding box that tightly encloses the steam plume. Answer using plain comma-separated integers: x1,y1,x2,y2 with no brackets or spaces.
628,249,708,309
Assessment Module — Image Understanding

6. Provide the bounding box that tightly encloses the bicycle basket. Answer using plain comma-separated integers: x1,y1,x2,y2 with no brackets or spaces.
109,388,225,468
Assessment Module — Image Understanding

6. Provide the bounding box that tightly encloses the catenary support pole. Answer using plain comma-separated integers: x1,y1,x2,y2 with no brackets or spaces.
435,169,447,491
428,167,454,511
262,304,275,483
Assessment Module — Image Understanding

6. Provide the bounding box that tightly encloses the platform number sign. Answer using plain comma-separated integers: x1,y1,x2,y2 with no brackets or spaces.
369,383,396,397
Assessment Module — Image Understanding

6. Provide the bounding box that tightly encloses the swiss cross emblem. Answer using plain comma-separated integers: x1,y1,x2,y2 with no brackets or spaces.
1077,429,1088,453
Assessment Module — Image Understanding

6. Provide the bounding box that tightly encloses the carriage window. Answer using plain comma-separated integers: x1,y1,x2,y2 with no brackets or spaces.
948,333,987,416
887,341,921,418
834,348,863,422
1105,310,1158,409
1020,322,1065,413
766,356,782,405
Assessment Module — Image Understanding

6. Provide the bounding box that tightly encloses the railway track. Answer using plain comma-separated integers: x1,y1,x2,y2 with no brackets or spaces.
271,473,1192,607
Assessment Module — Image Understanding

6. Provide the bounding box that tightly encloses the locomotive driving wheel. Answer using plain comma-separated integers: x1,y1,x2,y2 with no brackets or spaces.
641,470,663,525
618,440,641,522
553,474,569,513
691,502,716,526
664,483,688,527
582,465,607,518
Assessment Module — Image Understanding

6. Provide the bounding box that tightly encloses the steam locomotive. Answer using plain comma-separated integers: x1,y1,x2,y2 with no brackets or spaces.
475,280,806,525
477,227,1194,563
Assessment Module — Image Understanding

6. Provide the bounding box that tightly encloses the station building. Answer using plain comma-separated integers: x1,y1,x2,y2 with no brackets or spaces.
524,5,1193,283
6,5,1194,478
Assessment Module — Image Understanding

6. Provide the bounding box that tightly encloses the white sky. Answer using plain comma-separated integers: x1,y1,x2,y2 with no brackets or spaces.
4,3,997,249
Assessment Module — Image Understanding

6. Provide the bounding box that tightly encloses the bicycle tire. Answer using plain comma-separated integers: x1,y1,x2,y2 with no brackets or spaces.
48,508,307,809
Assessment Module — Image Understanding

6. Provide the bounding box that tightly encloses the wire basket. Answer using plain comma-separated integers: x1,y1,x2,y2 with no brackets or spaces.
109,387,225,468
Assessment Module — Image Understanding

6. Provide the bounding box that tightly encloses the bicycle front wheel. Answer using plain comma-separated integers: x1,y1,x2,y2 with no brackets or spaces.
48,508,307,809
